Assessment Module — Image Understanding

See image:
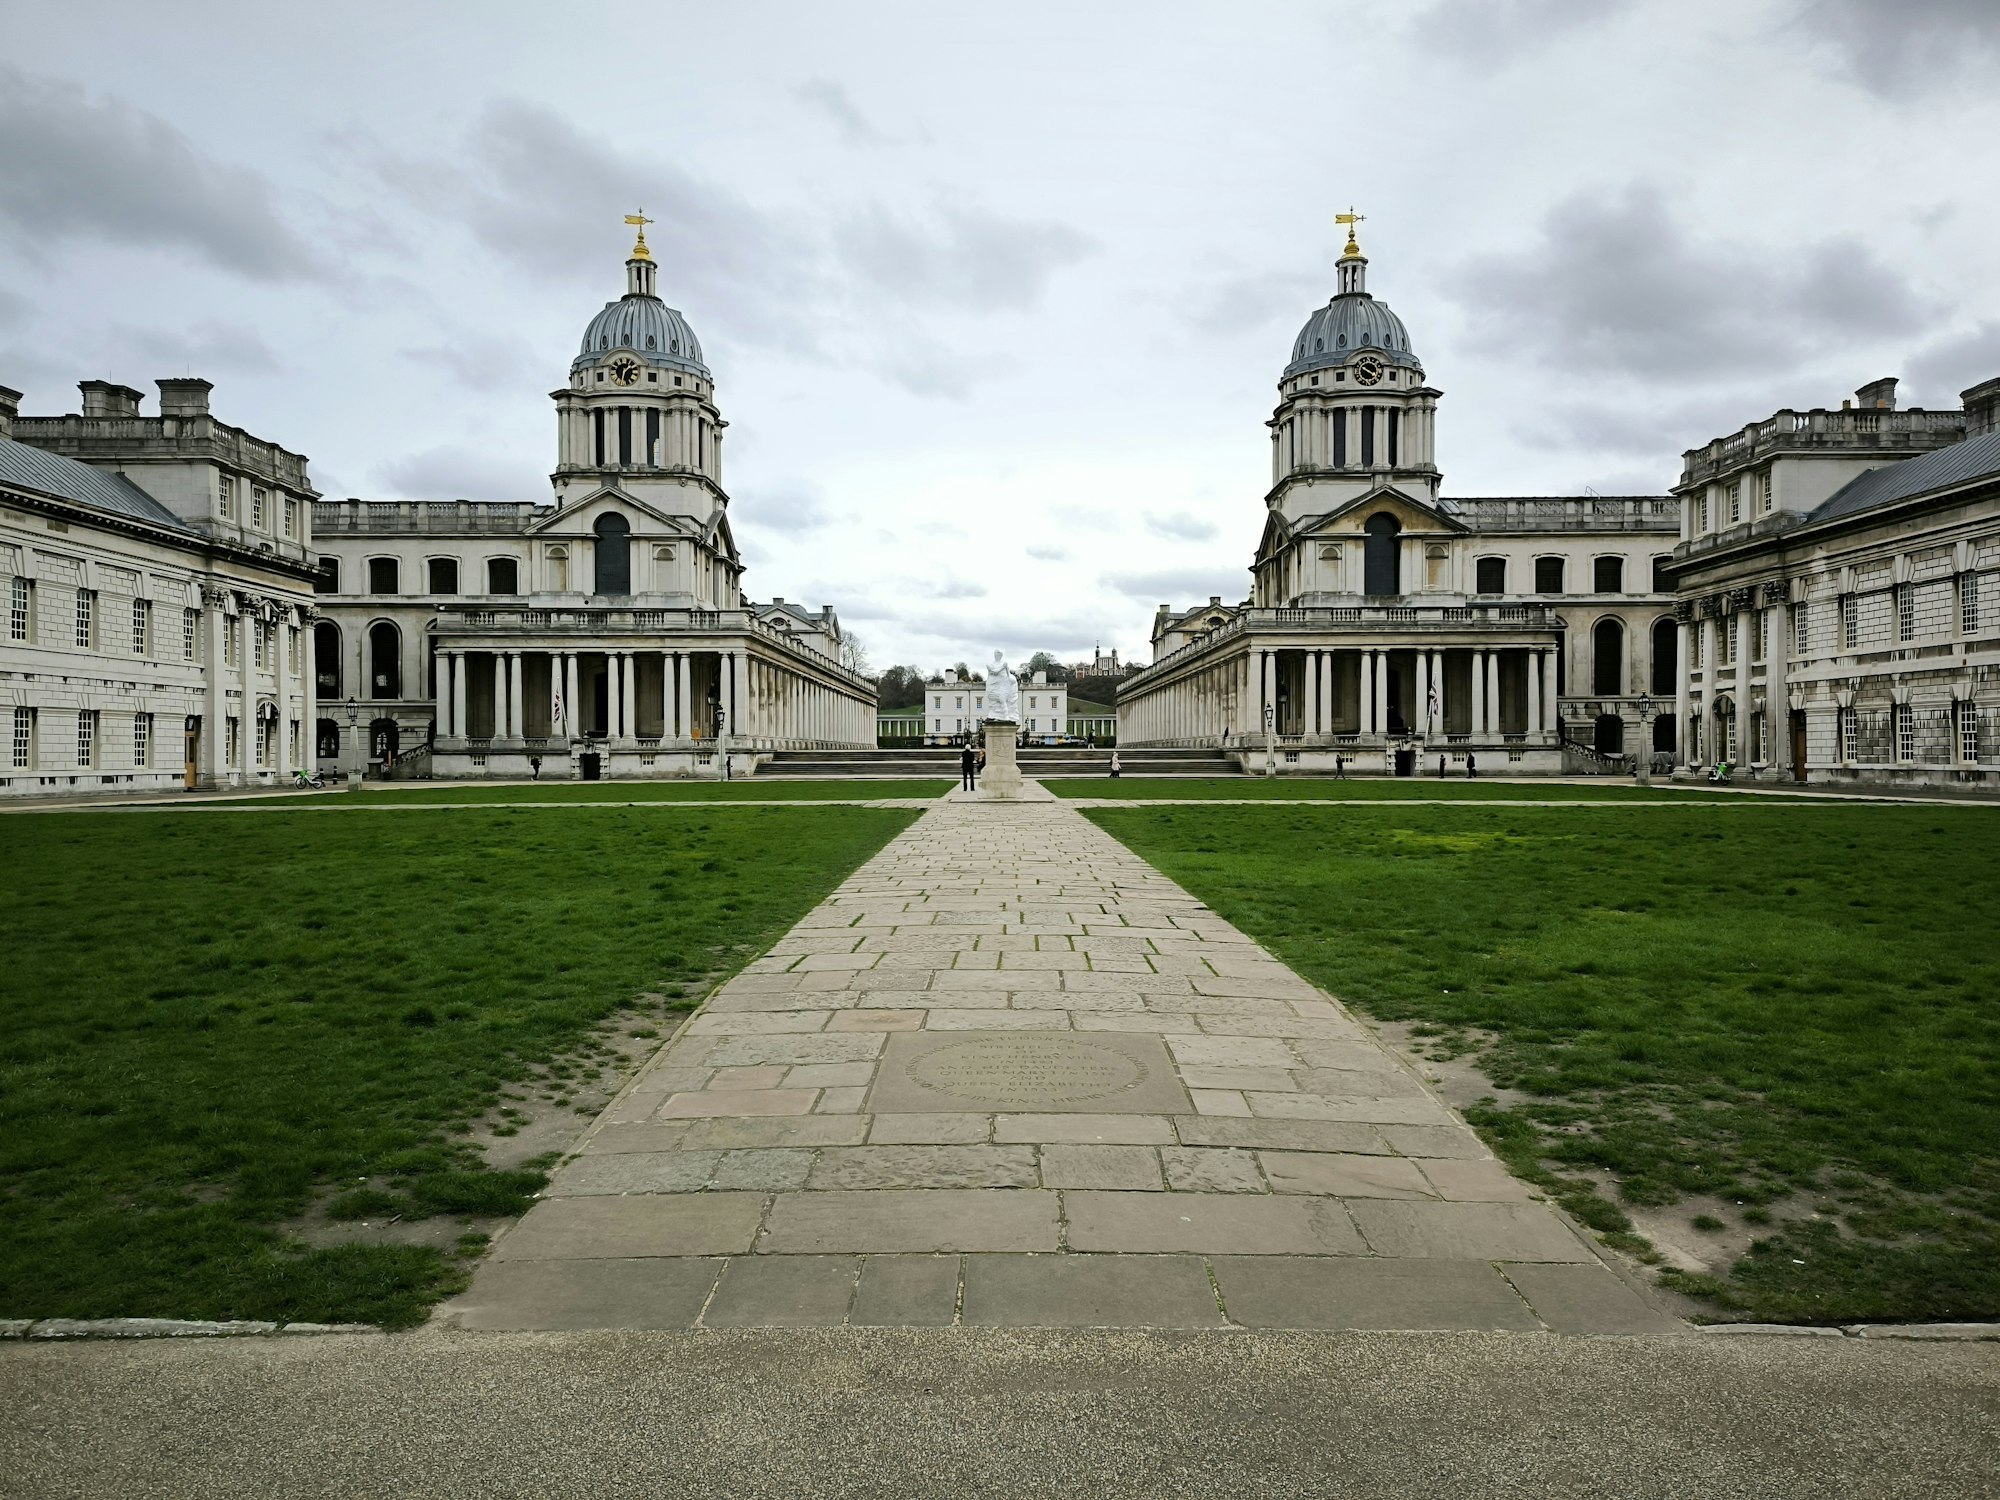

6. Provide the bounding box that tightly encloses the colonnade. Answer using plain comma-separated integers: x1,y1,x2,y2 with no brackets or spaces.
1124,643,1560,745
434,645,870,747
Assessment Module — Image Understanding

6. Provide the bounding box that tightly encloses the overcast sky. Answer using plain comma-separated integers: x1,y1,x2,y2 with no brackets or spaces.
4,0,1998,672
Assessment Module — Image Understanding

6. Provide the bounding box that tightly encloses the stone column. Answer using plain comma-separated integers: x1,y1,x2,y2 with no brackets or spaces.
201,590,228,785
1766,594,1792,778
729,651,747,735
1674,609,1693,769
1413,651,1430,739
674,652,690,741
621,652,637,738
1471,649,1487,736
605,652,622,739
301,612,318,760
1485,651,1501,734
507,652,524,738
1736,597,1757,761
1258,650,1275,736
1698,613,1718,763
1373,649,1389,737
1527,650,1544,735
564,653,580,741
1359,650,1375,734
450,652,467,739
1541,650,1557,739
273,609,293,775
238,604,257,781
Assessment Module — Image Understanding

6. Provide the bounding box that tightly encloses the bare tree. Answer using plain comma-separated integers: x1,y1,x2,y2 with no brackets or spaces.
841,631,871,675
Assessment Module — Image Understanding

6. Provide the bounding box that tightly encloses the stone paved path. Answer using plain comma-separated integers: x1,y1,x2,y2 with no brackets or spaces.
446,794,1683,1334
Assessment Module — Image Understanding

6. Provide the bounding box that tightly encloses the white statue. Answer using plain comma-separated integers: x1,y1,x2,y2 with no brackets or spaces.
983,650,1020,722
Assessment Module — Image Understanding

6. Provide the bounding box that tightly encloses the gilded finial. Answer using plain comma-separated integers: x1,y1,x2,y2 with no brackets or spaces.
1336,208,1366,258
624,210,655,262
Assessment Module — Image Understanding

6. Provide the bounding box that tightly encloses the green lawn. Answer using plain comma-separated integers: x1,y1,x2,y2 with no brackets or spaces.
332,779,950,804
0,804,915,1327
1084,801,2000,1323
1044,777,1742,800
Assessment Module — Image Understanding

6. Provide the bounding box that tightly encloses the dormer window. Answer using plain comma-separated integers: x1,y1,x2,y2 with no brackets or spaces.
646,335,657,348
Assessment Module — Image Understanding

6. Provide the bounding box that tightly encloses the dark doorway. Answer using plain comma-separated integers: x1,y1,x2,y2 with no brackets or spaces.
368,622,401,698
1592,619,1623,695
370,718,400,767
1791,710,1808,782
1653,714,1675,753
594,513,632,595
315,621,341,696
316,718,340,759
1650,617,1676,695
579,751,601,782
1363,513,1401,596
1594,714,1625,754
183,717,200,791
1394,746,1416,776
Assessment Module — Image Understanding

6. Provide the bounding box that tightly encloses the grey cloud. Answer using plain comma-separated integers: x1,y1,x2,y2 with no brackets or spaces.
1450,183,1936,379
399,334,542,394
112,322,281,377
832,204,1095,312
918,576,987,601
1182,268,1326,338
0,288,26,328
1417,0,1612,64
1144,511,1220,542
794,79,895,147
1025,544,1068,561
1791,0,2000,101
736,480,835,533
1103,566,1245,604
0,66,317,281
1905,322,2000,409
1525,391,1780,460
376,445,544,503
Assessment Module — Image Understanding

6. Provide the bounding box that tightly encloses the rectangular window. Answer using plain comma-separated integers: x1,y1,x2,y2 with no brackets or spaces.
183,608,200,662
1752,609,1766,663
1726,481,1741,525
646,407,661,464
218,476,235,519
488,558,519,595
75,588,95,649
1839,706,1858,763
316,557,340,593
1895,703,1915,763
11,706,33,769
1593,557,1624,593
1534,557,1564,594
283,497,298,538
1960,701,1979,763
617,406,632,465
131,598,150,656
428,557,459,595
224,616,238,668
256,715,273,768
289,719,301,766
1793,602,1808,656
1752,711,1767,762
1690,627,1704,671
251,487,267,529
368,558,399,594
1387,408,1401,466
9,576,30,642
1757,470,1773,514
76,709,97,768
287,626,299,673
1694,491,1709,532
1332,412,1347,467
1962,573,1981,634
1359,406,1375,467
254,619,271,670
1840,594,1857,649
226,717,240,765
134,712,151,768
1897,583,1915,643
1722,616,1737,666
1723,713,1736,763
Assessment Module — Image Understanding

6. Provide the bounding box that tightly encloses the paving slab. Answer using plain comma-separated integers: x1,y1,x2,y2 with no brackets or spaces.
1212,1257,1542,1332
961,1255,1225,1327
807,1145,1039,1190
491,1195,767,1261
1063,1191,1366,1255
1500,1261,1689,1336
759,1190,1061,1254
449,1258,722,1331
703,1256,860,1327
1348,1199,1594,1262
849,1255,963,1326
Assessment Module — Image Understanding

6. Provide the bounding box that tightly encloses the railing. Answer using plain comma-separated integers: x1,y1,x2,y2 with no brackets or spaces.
1682,408,1965,485
1452,496,1677,532
311,500,545,534
1134,603,1561,684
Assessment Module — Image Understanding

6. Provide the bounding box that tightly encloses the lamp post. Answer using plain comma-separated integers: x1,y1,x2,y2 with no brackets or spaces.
1635,692,1654,787
344,695,362,791
1263,702,1276,779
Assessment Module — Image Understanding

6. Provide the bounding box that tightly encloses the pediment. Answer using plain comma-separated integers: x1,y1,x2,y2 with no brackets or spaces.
1307,485,1467,536
527,487,702,538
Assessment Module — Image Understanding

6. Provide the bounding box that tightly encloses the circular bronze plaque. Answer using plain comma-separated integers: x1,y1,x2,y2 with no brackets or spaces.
904,1035,1147,1107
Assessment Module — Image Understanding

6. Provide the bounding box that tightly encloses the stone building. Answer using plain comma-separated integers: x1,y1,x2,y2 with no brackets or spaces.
1669,375,2000,789
1,379,320,796
923,672,1069,743
309,222,874,780
1119,225,1679,773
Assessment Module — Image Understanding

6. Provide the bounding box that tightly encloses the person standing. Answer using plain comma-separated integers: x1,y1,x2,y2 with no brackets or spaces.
1334,753,1346,780
530,755,542,782
1466,752,1478,779
960,743,977,792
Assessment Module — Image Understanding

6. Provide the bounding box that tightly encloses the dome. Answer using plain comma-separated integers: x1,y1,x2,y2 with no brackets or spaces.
1284,293,1421,380
571,295,709,380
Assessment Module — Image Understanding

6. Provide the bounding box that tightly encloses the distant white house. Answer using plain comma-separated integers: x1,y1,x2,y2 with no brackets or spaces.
925,671,1069,741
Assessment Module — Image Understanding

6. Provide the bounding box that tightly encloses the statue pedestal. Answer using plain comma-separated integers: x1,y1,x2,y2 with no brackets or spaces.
980,720,1024,799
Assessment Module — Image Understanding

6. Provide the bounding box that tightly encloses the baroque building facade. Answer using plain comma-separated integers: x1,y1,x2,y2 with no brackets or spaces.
310,223,874,780
0,380,320,797
1669,375,2000,789
1120,226,1679,773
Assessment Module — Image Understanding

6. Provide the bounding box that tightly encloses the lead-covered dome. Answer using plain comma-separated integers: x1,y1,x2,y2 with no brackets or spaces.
1284,293,1420,379
572,295,709,381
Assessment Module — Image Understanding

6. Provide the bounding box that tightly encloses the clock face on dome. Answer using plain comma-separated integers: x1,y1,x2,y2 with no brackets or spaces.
1353,354,1385,386
608,356,642,387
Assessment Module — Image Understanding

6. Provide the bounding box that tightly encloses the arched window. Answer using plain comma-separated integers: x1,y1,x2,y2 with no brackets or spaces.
1363,513,1401,597
593,513,632,595
1651,617,1677,696
314,620,341,696
368,621,401,699
1592,618,1624,696
487,557,518,595
1475,557,1506,594
315,718,340,759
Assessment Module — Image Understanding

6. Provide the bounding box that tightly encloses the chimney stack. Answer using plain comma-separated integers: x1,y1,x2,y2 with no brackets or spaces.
157,378,213,417
0,385,19,438
1855,376,1899,411
79,380,143,418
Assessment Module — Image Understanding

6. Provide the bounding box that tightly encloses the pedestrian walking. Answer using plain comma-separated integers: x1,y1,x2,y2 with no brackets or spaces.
1438,755,1446,778
960,744,977,792
1109,750,1122,779
1466,753,1478,779
1334,753,1345,780
529,755,542,781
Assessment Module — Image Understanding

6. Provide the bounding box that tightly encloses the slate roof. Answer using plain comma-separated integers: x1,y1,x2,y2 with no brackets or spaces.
0,436,193,534
1809,429,2000,525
